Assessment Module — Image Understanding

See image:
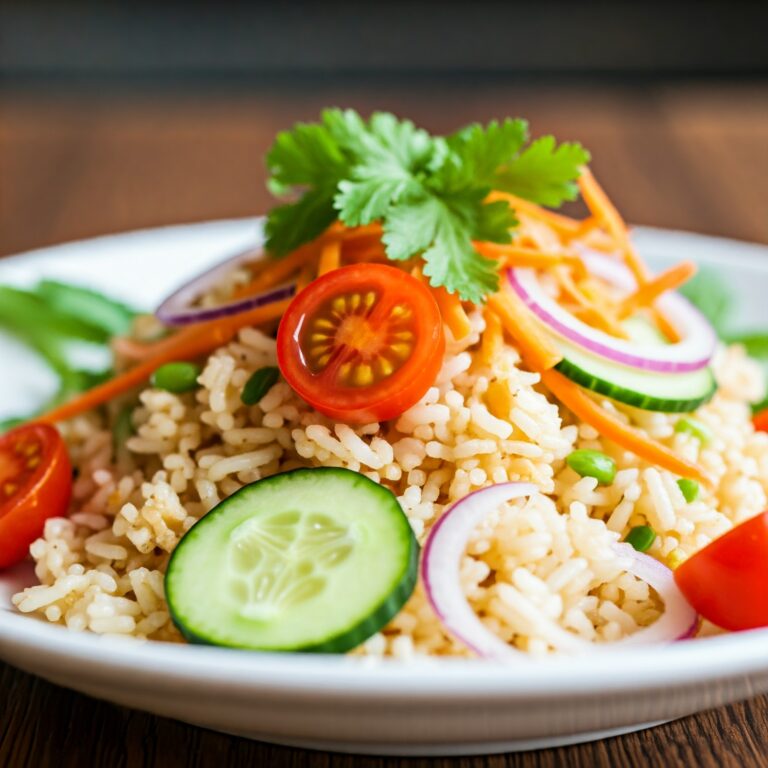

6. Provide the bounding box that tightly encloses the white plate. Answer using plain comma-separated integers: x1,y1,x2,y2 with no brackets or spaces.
1,221,767,756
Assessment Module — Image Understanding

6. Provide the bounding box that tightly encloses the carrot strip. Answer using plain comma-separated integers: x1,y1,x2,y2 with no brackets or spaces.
652,307,682,344
553,267,629,340
317,240,341,276
488,191,582,235
480,308,504,365
487,291,563,372
37,298,293,425
578,168,651,284
475,242,585,274
233,244,317,299
541,369,709,484
431,286,472,341
617,261,697,319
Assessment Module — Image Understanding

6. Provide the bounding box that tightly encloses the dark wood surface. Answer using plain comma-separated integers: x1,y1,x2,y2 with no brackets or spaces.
1,81,767,767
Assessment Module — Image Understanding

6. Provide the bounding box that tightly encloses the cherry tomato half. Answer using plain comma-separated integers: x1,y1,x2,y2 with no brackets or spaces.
277,264,445,423
674,511,768,631
753,409,768,433
0,424,72,569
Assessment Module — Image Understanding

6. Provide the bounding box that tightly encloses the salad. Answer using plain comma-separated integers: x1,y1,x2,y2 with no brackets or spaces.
2,110,768,657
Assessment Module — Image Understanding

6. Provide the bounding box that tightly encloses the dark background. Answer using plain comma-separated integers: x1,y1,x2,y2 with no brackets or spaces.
1,3,768,766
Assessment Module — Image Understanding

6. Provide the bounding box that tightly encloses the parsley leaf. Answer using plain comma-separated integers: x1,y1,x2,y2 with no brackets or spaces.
494,136,591,207
264,110,589,301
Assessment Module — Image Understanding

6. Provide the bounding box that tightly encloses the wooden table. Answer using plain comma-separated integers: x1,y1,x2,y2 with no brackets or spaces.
1,81,767,767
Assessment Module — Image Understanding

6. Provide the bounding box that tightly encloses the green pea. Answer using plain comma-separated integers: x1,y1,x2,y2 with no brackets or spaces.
677,478,700,503
566,449,617,485
625,525,656,553
151,362,201,393
674,417,712,444
241,366,280,405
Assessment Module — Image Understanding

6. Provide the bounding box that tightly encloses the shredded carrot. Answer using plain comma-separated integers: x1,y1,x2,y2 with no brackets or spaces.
578,168,651,284
652,306,683,344
541,369,709,484
480,307,504,365
296,262,317,291
431,285,472,341
487,291,563,372
617,261,697,319
37,298,293,425
233,244,317,299
317,240,341,276
553,266,629,340
475,242,587,277
488,191,582,235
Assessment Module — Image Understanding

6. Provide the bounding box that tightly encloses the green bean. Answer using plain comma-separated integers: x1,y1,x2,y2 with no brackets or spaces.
241,366,280,405
565,449,617,485
151,362,201,393
625,525,656,553
677,478,700,503
674,417,712,444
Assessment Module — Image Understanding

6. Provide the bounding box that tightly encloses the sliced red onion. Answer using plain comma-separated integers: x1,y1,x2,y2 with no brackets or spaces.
421,483,538,660
609,542,699,645
155,247,296,326
421,483,699,659
507,251,717,373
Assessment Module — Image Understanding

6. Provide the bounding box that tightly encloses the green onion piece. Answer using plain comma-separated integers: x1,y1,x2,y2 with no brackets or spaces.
625,525,656,553
674,417,712,444
112,404,136,469
677,478,700,503
36,280,137,337
241,366,280,405
0,417,24,435
565,449,617,485
151,362,201,393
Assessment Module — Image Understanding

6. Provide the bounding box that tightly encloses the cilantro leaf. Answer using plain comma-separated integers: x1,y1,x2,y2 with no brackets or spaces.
494,136,590,207
264,189,338,256
439,118,528,190
266,122,349,193
264,110,590,301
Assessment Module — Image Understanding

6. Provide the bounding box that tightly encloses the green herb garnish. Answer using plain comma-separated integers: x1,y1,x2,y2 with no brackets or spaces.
241,366,280,405
265,110,589,303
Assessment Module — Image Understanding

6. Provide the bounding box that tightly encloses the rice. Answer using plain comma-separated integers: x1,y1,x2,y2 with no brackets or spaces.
11,310,768,657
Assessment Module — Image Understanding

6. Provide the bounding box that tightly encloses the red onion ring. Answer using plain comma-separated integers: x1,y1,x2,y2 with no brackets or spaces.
506,251,717,373
155,247,296,326
422,483,699,659
422,483,539,660
608,542,699,645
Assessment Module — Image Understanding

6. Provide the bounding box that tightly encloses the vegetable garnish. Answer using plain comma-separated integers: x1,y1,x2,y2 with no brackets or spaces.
0,424,72,569
166,468,418,653
36,297,293,424
566,449,617,486
625,525,657,553
156,247,296,327
277,264,444,423
677,478,700,503
422,482,697,657
754,408,768,432
241,366,280,405
674,511,768,631
150,362,201,393
507,253,716,374
541,369,710,484
0,280,136,430
421,482,544,658
265,110,589,302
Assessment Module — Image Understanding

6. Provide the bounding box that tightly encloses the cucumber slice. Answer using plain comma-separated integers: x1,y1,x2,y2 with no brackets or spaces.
555,338,717,413
166,467,418,653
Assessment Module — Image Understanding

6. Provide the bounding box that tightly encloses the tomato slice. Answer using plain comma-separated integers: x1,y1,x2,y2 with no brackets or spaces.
0,424,72,569
277,264,445,423
674,511,768,631
753,408,768,432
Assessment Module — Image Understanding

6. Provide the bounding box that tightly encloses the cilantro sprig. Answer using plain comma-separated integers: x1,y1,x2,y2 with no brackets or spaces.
265,109,590,303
